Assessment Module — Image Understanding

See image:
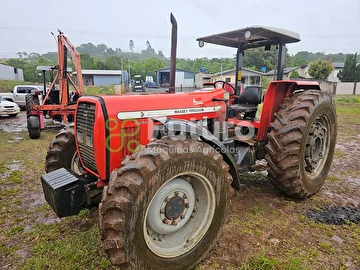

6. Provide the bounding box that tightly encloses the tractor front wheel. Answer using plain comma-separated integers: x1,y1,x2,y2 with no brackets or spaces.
45,124,83,174
99,138,233,269
265,90,337,198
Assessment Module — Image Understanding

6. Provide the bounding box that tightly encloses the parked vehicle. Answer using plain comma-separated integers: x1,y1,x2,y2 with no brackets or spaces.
132,74,145,92
0,85,44,108
0,96,20,117
145,81,160,88
41,15,337,269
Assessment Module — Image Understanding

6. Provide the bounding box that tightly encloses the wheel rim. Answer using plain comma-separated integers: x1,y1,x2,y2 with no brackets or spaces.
304,114,331,179
144,173,215,258
70,152,84,175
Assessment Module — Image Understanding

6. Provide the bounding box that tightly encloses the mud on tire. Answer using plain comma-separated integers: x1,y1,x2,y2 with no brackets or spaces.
99,138,233,269
45,124,82,174
265,90,337,198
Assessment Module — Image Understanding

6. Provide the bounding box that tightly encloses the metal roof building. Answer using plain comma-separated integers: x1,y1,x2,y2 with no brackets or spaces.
73,69,128,86
156,68,194,89
0,63,24,81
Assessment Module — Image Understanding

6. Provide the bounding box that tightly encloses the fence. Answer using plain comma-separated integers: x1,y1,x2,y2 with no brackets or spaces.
320,81,360,95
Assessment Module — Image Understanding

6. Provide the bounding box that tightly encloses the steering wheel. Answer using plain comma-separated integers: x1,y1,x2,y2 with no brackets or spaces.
214,80,236,96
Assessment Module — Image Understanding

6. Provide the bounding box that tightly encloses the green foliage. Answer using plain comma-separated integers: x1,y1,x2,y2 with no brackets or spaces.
80,53,96,69
141,40,156,57
261,76,270,90
334,95,360,104
240,252,279,270
289,70,299,78
243,48,276,71
5,39,357,86
0,80,35,92
242,47,292,72
104,55,122,70
293,51,350,63
130,58,166,81
337,53,360,82
129,40,134,52
291,56,308,67
308,60,333,80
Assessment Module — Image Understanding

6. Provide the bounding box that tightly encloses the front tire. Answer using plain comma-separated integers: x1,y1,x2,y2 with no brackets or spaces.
99,138,233,269
27,116,40,139
45,125,83,174
265,90,337,198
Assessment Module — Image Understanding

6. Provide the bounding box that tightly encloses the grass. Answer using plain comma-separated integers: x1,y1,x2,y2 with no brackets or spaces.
0,80,36,92
334,94,360,104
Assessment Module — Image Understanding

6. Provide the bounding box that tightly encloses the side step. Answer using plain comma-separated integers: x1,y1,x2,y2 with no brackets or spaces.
41,168,85,218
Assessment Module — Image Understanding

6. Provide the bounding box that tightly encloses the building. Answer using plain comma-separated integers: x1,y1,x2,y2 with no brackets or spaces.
208,68,263,86
0,63,24,81
72,70,128,86
327,62,344,83
156,68,194,88
263,66,312,81
264,62,353,83
195,73,212,88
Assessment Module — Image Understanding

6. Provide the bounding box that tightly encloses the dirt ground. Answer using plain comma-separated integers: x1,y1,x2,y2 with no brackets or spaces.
0,103,359,269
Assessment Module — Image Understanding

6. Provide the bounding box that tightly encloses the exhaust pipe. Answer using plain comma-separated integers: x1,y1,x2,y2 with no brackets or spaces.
169,13,177,93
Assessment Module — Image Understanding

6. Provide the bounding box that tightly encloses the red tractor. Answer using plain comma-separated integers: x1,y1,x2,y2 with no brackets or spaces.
41,15,336,269
26,30,84,139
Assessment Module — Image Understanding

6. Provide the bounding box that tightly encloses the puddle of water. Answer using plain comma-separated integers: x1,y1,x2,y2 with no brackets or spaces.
306,206,360,225
0,111,64,134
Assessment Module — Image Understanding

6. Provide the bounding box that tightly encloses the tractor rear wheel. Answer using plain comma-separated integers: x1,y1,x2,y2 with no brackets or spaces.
99,138,233,269
45,125,83,174
265,90,337,198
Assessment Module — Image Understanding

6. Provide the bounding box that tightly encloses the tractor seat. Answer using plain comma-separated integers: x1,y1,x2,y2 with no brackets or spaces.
229,86,262,118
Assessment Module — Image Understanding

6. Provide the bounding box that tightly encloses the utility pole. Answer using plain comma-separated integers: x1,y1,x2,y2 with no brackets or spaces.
220,58,223,80
128,58,131,91
121,59,124,94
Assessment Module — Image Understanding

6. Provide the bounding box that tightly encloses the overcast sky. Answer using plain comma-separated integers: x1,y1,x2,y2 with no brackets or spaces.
1,0,359,59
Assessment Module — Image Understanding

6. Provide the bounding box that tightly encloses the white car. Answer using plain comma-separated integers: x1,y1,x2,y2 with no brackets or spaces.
0,96,20,117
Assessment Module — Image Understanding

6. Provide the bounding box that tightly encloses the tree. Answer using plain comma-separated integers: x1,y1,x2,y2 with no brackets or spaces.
291,56,308,67
289,70,299,78
308,60,333,80
80,53,96,69
337,53,360,82
141,40,156,56
105,56,122,70
129,40,134,52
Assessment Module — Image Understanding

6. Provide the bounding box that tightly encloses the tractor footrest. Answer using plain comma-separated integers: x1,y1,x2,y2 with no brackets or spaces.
41,168,85,218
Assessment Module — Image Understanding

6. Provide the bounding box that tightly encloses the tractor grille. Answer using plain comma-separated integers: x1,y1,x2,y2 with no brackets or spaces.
76,102,98,174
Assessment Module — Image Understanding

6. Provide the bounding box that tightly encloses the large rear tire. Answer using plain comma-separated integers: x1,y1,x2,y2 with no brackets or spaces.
99,138,233,269
45,125,83,174
265,90,337,198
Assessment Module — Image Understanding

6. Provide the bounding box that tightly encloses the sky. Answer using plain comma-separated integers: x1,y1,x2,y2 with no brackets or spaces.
1,0,360,59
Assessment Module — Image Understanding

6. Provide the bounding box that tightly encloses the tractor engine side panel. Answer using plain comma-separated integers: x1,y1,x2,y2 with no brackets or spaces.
75,89,226,182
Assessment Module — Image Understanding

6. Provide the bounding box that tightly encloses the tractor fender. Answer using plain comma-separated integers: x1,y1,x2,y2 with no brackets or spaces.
153,117,240,189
